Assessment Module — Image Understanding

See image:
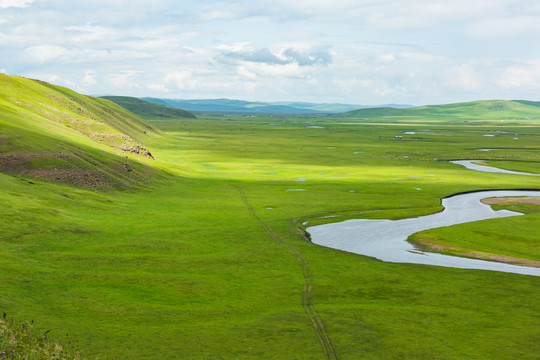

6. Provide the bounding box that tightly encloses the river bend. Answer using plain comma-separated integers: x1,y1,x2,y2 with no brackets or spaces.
308,190,540,276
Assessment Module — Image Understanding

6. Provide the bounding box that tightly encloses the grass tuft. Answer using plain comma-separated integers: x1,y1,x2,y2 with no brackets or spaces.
0,313,92,359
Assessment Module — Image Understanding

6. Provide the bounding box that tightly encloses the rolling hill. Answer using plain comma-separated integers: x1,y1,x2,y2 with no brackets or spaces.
339,100,540,119
0,74,159,189
101,96,196,119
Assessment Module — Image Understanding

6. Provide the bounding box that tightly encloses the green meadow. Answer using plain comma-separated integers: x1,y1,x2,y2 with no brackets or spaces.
1,75,540,359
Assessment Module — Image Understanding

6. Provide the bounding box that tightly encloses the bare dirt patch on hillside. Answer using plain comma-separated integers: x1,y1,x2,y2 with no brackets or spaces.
0,150,151,189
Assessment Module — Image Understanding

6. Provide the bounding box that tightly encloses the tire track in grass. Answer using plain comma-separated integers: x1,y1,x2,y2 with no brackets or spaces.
233,185,338,360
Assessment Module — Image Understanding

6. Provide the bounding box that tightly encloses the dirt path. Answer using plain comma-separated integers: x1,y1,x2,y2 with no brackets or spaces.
232,185,338,360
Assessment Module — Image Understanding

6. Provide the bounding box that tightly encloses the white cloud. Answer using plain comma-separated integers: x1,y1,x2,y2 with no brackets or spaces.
332,77,374,92
333,76,400,98
237,65,258,80
82,71,97,87
468,16,540,38
199,3,245,21
147,83,169,93
443,64,481,90
377,54,396,64
500,61,540,89
241,62,310,79
0,0,33,8
269,0,362,16
64,24,118,43
164,70,198,90
110,71,143,90
22,45,67,64
267,0,515,29
217,45,332,67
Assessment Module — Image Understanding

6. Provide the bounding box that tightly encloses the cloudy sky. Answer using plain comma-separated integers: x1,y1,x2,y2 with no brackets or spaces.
1,0,540,105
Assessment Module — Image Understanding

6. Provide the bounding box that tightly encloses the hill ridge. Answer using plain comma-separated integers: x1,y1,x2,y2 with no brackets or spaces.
101,96,196,119
339,99,540,119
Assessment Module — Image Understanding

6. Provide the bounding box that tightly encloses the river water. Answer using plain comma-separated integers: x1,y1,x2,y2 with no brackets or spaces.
308,163,540,276
450,160,540,176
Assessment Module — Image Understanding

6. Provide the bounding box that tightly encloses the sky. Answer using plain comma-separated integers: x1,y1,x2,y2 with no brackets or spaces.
1,0,540,105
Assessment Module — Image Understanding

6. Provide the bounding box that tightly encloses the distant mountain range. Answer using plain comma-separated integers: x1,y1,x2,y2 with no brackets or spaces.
141,98,413,114
101,96,540,120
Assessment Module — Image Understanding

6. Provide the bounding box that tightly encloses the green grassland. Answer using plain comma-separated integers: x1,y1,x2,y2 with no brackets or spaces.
1,75,540,359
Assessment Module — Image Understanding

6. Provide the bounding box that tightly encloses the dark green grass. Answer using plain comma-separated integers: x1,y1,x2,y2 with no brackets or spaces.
1,92,540,359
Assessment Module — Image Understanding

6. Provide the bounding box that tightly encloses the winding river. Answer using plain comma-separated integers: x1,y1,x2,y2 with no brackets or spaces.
307,162,540,276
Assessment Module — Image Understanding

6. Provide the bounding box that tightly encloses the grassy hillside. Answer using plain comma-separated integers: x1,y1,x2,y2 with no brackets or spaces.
340,100,540,120
0,74,159,189
1,77,540,359
101,96,196,119
514,99,540,108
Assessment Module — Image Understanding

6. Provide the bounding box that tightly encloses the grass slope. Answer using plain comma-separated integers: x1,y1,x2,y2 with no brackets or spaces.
101,96,196,119
340,99,540,120
0,74,159,189
1,78,540,359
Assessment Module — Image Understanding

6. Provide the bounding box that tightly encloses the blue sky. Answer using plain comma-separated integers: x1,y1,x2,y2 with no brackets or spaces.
1,0,540,105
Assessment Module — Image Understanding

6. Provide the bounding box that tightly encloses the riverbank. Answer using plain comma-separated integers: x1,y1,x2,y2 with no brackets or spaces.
307,190,540,276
